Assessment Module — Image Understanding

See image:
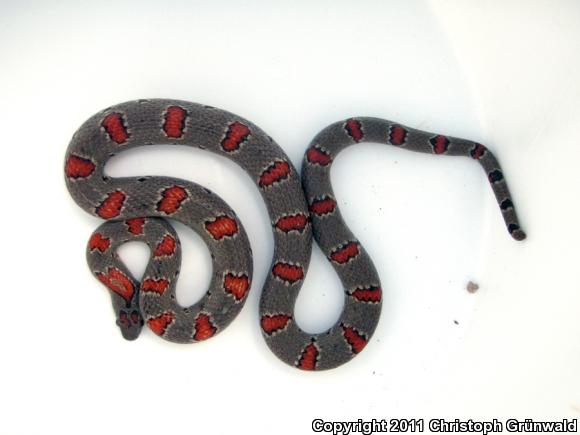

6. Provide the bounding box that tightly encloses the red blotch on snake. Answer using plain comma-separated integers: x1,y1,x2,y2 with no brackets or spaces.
330,241,360,264
130,310,142,326
429,135,450,155
194,313,217,341
147,311,175,336
297,342,319,370
221,121,250,152
205,216,238,239
157,186,188,214
350,286,382,303
309,196,337,216
389,125,408,146
259,160,291,188
141,278,170,295
163,106,187,138
96,267,134,304
154,234,176,257
101,113,129,144
272,262,304,284
275,213,309,233
96,190,126,219
65,155,95,178
470,143,487,160
341,324,367,354
261,314,292,335
126,218,145,235
223,273,250,301
119,312,130,328
88,233,110,252
345,119,364,142
306,146,332,166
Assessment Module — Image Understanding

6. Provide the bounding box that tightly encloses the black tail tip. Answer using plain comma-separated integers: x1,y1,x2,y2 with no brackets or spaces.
510,227,527,241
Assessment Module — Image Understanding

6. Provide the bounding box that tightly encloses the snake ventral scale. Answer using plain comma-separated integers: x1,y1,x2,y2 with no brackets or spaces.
64,99,525,371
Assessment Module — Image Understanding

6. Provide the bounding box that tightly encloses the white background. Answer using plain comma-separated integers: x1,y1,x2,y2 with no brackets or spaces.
1,1,579,433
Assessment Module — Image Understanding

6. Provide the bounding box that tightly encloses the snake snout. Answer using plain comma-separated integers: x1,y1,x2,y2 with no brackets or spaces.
117,309,144,341
120,325,142,341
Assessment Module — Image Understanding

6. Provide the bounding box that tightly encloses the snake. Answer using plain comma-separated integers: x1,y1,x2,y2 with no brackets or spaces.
64,98,525,370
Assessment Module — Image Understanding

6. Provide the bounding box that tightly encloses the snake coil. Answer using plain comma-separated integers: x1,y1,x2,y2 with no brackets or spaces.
65,99,525,370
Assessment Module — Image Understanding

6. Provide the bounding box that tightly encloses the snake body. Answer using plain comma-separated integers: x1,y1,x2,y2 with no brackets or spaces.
65,99,525,370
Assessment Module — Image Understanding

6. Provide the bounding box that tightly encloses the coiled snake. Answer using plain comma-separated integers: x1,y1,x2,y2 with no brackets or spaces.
64,99,525,370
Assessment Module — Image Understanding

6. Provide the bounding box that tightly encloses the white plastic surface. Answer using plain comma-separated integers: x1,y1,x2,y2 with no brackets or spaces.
0,1,578,433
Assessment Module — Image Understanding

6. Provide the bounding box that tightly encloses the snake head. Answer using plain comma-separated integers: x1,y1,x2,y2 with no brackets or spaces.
117,309,144,341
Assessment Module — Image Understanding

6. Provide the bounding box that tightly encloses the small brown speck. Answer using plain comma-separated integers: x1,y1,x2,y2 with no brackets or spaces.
467,281,479,293
453,320,459,325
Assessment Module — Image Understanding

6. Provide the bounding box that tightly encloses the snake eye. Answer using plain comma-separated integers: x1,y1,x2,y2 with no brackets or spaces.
130,310,143,326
